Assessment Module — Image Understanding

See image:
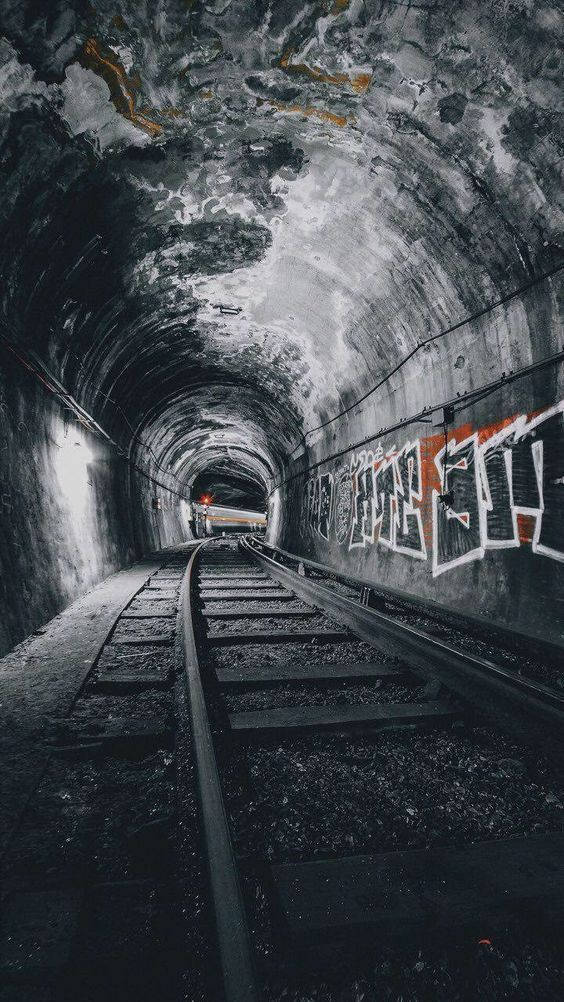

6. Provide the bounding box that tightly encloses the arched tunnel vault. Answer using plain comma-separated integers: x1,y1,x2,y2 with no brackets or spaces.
0,0,563,653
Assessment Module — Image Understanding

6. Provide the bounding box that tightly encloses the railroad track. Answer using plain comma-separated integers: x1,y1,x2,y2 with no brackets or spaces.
4,538,562,999
243,537,564,742
185,538,564,1002
1,543,216,1000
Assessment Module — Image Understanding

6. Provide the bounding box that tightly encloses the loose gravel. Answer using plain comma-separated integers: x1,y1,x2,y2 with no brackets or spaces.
201,598,313,613
205,613,342,636
384,607,563,691
223,726,564,862
111,619,176,644
224,680,425,712
208,640,399,674
96,645,177,674
249,879,564,1002
3,752,176,885
206,547,564,1001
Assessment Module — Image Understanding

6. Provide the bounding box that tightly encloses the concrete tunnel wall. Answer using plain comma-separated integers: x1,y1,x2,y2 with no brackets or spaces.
267,276,564,647
0,354,193,656
1,3,563,654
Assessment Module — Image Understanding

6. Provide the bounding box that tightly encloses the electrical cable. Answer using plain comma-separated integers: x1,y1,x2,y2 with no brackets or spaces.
286,260,564,460
269,346,564,495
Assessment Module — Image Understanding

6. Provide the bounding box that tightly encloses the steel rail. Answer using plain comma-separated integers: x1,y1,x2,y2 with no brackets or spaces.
242,538,564,743
246,537,564,664
179,542,261,1002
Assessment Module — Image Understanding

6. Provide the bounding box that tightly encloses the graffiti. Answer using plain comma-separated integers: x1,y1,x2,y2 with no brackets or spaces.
378,440,427,559
347,442,427,558
334,467,352,544
432,400,564,574
432,433,482,575
304,470,334,540
349,450,375,549
318,472,333,540
300,399,564,575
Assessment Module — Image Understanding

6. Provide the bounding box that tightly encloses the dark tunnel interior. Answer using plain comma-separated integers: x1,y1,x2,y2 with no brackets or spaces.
0,0,562,653
1,4,564,1000
191,469,266,510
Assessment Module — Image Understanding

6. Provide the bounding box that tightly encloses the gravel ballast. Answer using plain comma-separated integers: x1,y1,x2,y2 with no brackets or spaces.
224,680,426,713
222,726,564,861
96,645,177,675
200,546,564,1001
205,613,342,636
201,598,313,613
209,640,398,672
384,608,563,691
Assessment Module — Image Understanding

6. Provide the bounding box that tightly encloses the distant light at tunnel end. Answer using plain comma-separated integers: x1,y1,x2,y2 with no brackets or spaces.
199,494,213,505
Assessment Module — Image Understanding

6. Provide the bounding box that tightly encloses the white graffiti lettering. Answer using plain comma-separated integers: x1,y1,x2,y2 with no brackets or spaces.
299,398,564,576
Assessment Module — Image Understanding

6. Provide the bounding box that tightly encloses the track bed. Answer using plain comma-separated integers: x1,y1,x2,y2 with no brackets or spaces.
190,540,564,1002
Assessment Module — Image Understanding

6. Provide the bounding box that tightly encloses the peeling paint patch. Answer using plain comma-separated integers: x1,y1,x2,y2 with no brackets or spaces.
0,39,51,111
280,49,372,95
257,96,351,128
80,37,162,137
60,64,152,151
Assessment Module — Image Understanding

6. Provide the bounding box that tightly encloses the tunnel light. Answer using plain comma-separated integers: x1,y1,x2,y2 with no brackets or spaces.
200,494,213,506
54,428,93,515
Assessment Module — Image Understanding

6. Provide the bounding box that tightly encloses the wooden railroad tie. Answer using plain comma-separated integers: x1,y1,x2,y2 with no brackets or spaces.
207,628,350,645
216,660,404,688
202,606,317,618
229,701,457,734
92,673,173,693
270,832,564,944
121,610,177,619
200,590,293,601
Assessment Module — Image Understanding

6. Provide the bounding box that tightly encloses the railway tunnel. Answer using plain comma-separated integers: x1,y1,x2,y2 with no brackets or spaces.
0,2,563,1000
1,0,562,656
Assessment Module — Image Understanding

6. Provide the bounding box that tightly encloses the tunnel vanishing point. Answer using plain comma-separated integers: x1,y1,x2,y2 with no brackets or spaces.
0,0,563,656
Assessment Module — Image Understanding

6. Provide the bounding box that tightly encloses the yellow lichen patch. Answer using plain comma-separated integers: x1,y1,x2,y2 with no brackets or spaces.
280,49,372,95
258,97,351,128
332,0,350,11
199,90,214,100
81,37,162,137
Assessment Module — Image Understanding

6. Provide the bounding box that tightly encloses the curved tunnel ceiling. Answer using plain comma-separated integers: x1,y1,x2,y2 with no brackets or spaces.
1,1,562,499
